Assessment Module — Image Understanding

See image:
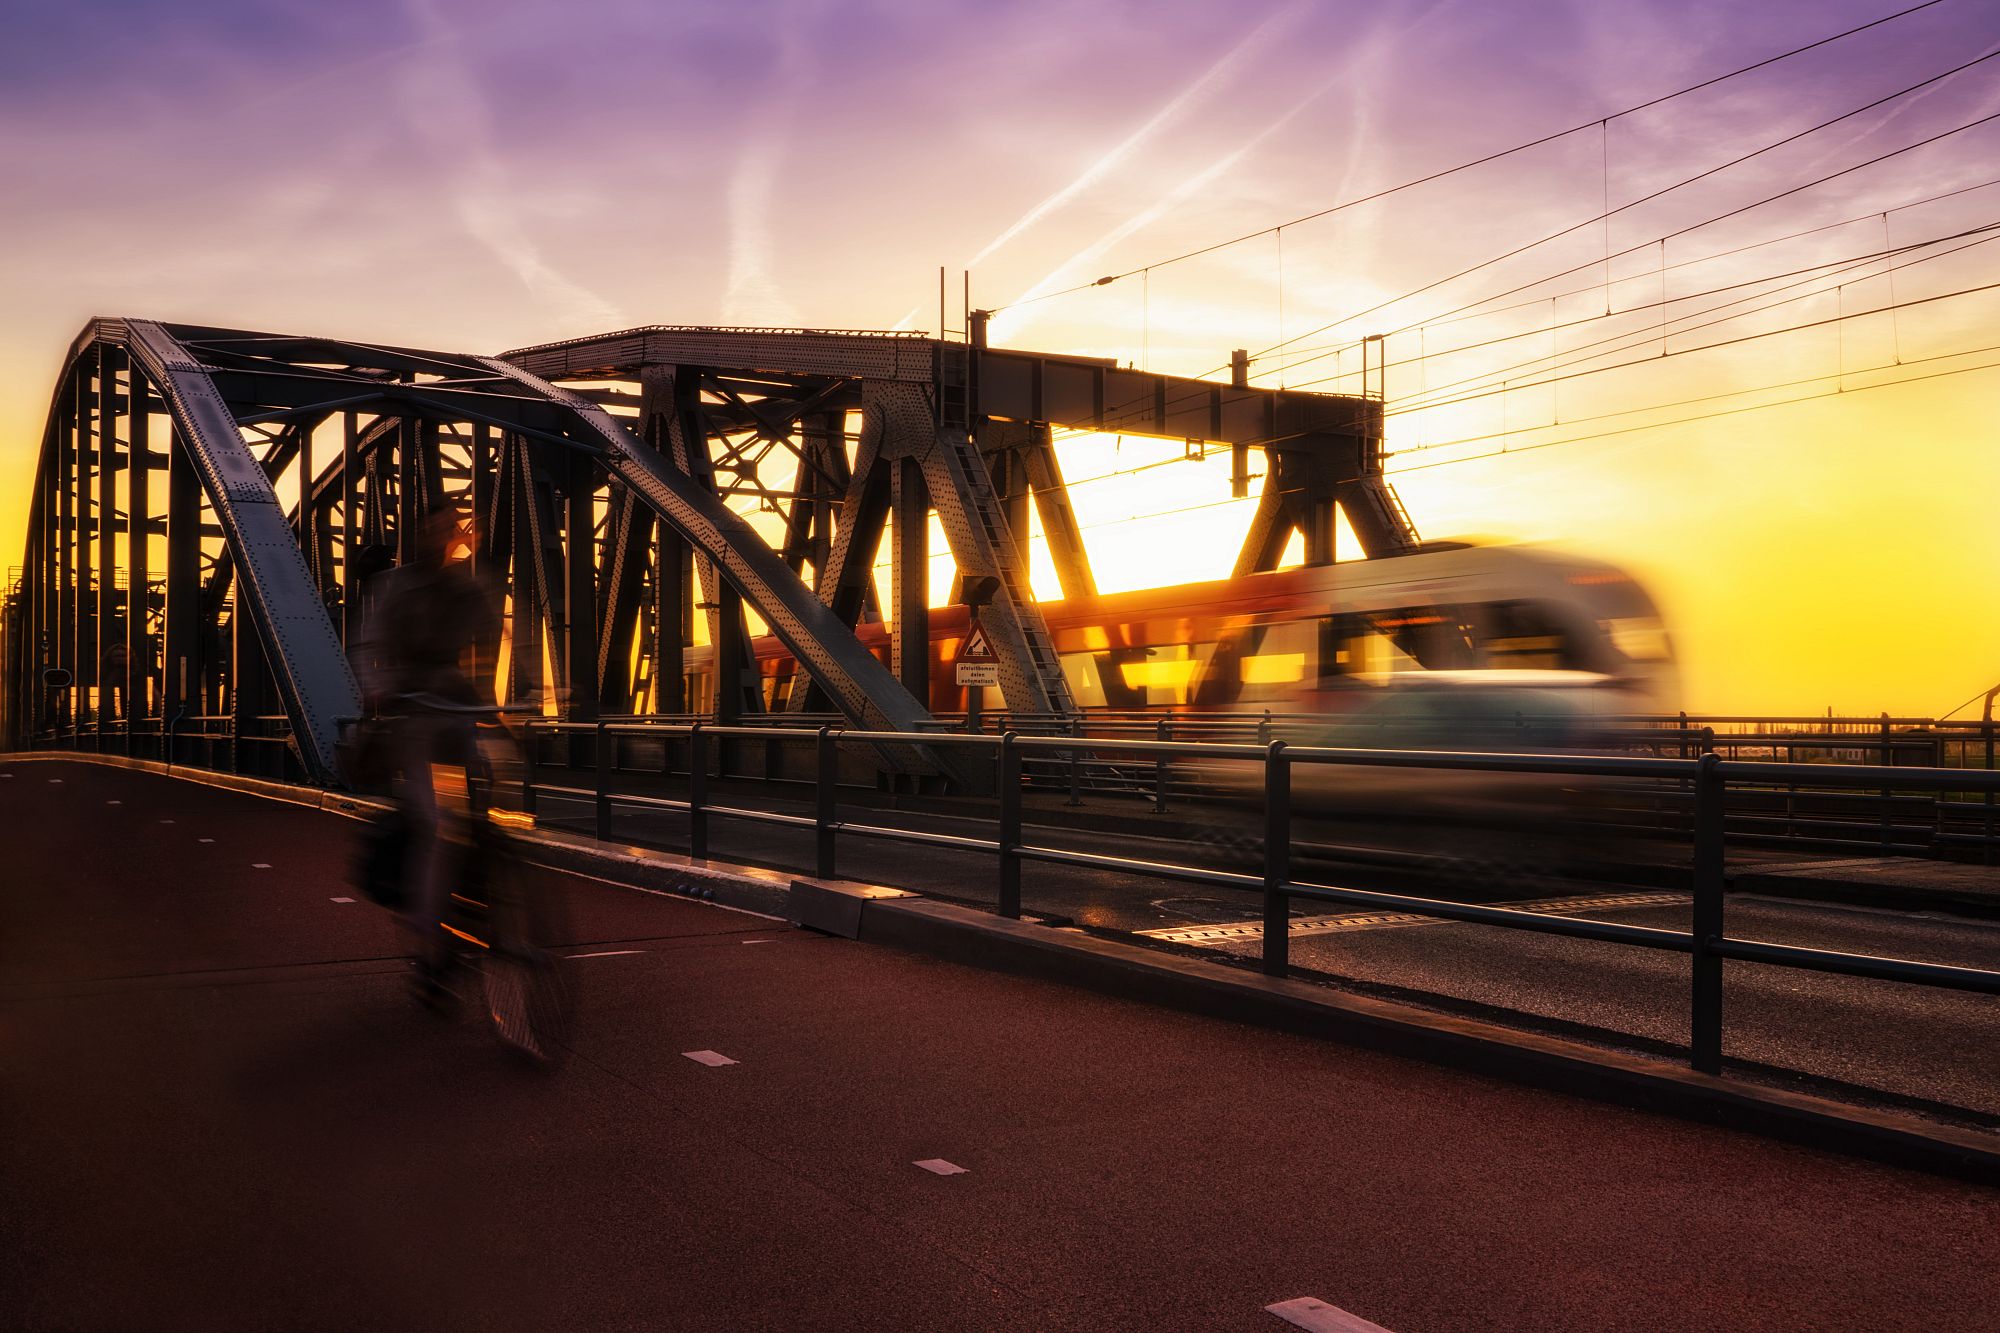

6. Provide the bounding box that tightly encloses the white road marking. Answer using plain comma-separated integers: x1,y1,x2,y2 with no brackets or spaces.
913,1159,967,1176
47,778,62,784
159,819,174,824
1266,1297,1395,1332
568,949,644,959
330,896,355,904
252,863,272,869
517,860,789,923
681,1050,738,1067
198,837,214,843
742,938,774,944
106,800,121,805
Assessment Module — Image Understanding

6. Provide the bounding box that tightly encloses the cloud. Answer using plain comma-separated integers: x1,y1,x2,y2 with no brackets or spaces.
396,0,622,331
964,0,1313,272
720,2,819,326
995,1,1456,339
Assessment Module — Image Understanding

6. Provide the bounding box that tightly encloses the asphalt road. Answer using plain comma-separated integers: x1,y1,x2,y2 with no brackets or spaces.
3,758,1997,1332
533,787,2000,1125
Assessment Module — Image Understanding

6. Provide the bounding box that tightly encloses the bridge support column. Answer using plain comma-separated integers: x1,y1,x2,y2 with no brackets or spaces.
126,365,150,748
891,455,929,708
162,425,202,761
96,348,119,743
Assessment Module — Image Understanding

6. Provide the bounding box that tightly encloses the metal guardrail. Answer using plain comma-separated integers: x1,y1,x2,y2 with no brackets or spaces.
516,718,2000,1080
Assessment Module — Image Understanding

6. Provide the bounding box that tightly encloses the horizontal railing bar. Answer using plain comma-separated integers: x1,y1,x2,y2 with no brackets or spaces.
1715,760,2000,792
1278,879,1698,952
1710,936,2000,993
1016,843,1264,891
837,822,1002,854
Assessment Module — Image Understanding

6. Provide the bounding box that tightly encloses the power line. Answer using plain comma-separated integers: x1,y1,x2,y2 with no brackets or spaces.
1132,67,2000,416
1384,337,2000,460
1269,174,2000,362
1259,102,2000,391
1323,226,2000,409
1252,48,2000,366
1292,219,2000,401
992,0,1955,313
1382,352,2000,476
1373,272,2000,422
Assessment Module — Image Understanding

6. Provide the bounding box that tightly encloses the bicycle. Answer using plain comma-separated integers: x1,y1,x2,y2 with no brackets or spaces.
351,696,574,1065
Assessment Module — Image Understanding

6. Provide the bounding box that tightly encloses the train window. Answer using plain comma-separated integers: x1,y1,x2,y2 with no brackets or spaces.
1240,652,1306,685
1468,600,1586,670
1059,653,1109,707
1603,617,1671,662
1118,647,1201,699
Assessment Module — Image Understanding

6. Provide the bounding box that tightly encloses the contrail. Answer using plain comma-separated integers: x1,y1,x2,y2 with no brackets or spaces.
995,1,1457,339
964,0,1312,271
397,0,621,330
723,4,820,326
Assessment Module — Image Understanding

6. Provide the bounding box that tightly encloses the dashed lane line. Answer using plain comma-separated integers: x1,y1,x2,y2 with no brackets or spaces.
568,949,646,959
1141,891,1691,946
1266,1297,1395,1332
681,1050,738,1067
914,1159,968,1176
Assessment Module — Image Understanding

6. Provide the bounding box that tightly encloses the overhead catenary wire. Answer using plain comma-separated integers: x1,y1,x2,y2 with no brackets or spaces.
1034,212,2000,478
1250,103,2000,397
1269,173,2000,363
1327,272,2000,427
1294,224,2000,409
1382,352,2000,476
1279,219,2000,401
1383,336,2000,460
1249,48,2000,369
1057,340,2000,539
990,0,1956,314
1046,94,2000,436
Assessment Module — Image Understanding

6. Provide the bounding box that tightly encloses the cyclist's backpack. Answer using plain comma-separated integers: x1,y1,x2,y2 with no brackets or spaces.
355,809,411,910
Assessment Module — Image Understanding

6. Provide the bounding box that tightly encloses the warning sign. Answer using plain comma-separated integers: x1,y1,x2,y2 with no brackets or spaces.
957,623,996,660
955,621,1000,688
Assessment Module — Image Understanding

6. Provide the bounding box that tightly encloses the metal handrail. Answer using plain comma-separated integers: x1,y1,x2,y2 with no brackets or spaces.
508,716,2000,1083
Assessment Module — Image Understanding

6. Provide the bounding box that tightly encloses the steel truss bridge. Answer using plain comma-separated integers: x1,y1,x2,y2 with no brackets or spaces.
1,318,1411,785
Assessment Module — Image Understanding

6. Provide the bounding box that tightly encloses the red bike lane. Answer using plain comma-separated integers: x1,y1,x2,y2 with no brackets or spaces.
2,758,1994,1332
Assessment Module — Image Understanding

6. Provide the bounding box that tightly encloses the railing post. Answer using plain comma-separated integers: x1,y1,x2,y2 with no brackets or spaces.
1985,719,1996,866
1690,751,1725,1075
1879,712,1893,850
814,725,838,879
1262,740,1290,977
998,731,1022,919
593,720,610,840
1152,717,1171,814
520,722,537,818
688,723,709,860
1066,715,1083,807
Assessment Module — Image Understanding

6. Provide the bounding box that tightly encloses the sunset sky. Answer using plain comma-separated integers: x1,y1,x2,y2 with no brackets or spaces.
2,0,1996,715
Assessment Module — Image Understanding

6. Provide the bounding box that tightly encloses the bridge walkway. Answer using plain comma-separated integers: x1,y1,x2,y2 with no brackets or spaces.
2,760,1994,1331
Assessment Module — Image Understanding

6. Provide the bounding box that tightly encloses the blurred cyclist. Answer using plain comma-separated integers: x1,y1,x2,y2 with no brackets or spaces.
352,507,500,1001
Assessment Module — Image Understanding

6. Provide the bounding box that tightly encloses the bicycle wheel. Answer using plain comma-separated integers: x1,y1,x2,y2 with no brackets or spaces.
472,831,574,1065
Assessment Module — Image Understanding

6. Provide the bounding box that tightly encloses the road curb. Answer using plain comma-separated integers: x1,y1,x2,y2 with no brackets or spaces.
839,891,2000,1185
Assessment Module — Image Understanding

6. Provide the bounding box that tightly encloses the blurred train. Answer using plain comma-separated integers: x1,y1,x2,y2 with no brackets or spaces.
684,539,1678,719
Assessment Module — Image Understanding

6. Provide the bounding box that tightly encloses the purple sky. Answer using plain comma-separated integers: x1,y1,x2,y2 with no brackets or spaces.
3,0,1997,710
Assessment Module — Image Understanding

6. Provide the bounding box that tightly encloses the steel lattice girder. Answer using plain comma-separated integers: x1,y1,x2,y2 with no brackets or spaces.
11,319,943,783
